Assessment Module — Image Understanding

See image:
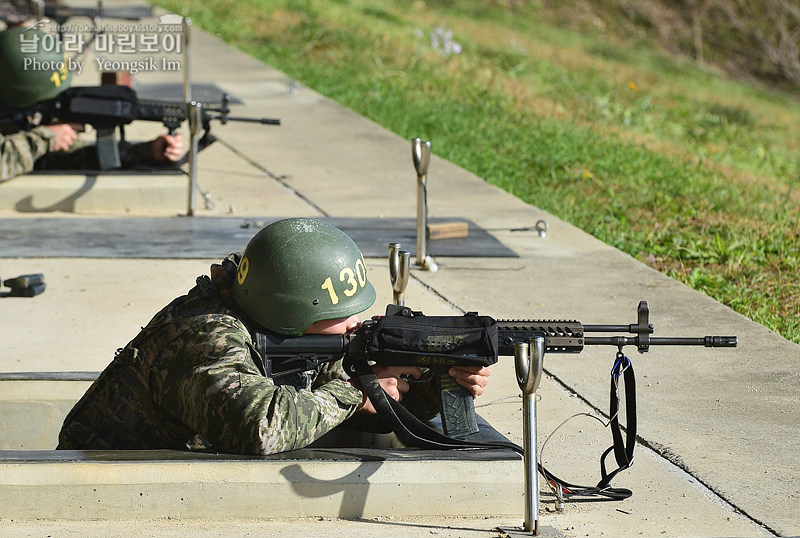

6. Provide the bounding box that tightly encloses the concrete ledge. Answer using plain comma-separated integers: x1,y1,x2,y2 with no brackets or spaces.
0,171,188,214
0,374,522,520
0,375,95,450
0,446,521,520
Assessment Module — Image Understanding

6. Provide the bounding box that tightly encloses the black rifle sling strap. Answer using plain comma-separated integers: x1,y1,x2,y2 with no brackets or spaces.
354,353,636,501
598,351,636,489
538,352,636,500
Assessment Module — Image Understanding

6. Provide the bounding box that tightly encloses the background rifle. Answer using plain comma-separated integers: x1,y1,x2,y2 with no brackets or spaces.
254,301,737,439
0,85,280,169
41,1,154,25
3,1,155,51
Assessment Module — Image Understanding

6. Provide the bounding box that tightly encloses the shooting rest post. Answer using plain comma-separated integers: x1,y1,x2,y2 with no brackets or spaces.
411,138,438,271
182,17,200,216
500,336,565,538
389,242,411,306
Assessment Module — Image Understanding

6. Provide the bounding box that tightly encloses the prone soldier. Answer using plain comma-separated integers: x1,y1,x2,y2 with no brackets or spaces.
57,218,490,453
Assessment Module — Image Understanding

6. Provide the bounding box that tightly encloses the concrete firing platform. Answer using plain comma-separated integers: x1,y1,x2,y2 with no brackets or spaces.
0,369,521,521
0,424,520,521
0,371,521,521
0,454,519,520
1,1,799,537
0,169,189,214
0,373,94,450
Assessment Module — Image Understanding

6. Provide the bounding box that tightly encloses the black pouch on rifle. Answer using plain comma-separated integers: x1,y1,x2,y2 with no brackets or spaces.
364,305,499,438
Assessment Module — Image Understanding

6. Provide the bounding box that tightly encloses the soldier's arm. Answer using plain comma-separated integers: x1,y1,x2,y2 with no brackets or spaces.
0,126,54,181
119,134,184,168
157,319,364,455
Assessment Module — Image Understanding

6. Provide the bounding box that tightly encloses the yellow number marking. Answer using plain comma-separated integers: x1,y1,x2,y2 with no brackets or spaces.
340,267,358,297
237,257,250,285
59,53,69,83
355,258,367,287
321,261,368,305
321,276,338,305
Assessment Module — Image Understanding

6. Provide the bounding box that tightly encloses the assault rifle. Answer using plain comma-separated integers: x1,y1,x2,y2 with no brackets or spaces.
255,301,736,437
2,0,152,25
41,1,154,25
0,85,280,169
255,300,736,500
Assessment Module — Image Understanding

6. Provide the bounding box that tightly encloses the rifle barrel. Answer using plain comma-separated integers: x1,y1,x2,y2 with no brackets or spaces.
226,116,281,125
583,335,738,348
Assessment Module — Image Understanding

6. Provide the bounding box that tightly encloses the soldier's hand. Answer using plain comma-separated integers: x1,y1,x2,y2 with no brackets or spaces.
448,365,491,398
46,123,81,151
150,133,184,162
351,365,422,414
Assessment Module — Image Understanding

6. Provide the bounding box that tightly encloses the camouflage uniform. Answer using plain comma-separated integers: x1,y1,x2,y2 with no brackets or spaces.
1,127,167,183
57,253,439,455
0,127,53,182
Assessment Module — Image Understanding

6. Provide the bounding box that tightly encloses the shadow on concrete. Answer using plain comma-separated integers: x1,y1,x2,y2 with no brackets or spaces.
280,461,383,519
14,175,97,213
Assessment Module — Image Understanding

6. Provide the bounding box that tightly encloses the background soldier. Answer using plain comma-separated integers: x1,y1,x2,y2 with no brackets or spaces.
0,25,182,182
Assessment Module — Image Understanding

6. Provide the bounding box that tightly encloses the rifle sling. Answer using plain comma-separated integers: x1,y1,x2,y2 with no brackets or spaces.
599,354,636,489
353,355,636,501
537,354,636,500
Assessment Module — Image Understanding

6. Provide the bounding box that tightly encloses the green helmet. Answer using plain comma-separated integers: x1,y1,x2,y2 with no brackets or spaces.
0,26,72,109
233,218,376,335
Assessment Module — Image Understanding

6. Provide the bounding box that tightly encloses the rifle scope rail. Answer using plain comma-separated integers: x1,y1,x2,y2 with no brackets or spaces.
497,301,738,355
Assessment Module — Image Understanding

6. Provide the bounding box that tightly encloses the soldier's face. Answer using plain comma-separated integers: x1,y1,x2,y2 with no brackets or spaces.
305,314,362,335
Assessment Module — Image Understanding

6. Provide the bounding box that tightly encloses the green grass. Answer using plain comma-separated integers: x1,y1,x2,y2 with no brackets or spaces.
156,0,800,343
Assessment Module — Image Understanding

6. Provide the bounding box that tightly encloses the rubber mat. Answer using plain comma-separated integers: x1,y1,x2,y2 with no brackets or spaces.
0,217,517,259
0,414,518,462
133,83,244,104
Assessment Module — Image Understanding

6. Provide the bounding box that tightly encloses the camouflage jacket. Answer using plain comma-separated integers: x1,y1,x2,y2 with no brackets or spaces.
1,127,53,182
57,254,439,455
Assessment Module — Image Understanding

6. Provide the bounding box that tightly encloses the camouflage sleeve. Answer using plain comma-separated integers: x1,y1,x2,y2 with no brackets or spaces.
313,357,349,387
155,318,364,455
0,127,55,182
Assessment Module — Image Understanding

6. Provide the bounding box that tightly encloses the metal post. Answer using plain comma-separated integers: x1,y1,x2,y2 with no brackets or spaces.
500,336,546,536
388,243,411,306
411,138,437,271
186,100,202,216
182,17,199,216
182,17,192,114
32,0,44,20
